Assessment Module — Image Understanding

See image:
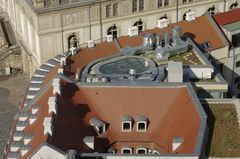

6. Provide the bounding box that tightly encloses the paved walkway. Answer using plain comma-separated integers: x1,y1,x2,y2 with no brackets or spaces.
0,74,29,158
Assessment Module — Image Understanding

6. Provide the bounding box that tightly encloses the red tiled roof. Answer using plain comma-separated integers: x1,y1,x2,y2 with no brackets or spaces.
214,8,240,25
117,15,226,51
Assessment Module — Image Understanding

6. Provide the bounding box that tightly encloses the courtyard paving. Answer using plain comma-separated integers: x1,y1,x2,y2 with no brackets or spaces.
0,74,29,158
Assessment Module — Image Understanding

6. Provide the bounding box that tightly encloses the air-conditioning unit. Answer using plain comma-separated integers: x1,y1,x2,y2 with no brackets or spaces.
157,18,169,29
128,26,138,37
106,35,113,42
87,40,95,48
186,11,196,21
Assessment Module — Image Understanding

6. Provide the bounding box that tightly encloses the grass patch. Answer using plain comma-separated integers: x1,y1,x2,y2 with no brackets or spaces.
203,103,240,157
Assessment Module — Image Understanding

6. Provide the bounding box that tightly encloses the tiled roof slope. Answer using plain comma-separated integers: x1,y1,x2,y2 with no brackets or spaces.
214,8,240,25
49,84,201,154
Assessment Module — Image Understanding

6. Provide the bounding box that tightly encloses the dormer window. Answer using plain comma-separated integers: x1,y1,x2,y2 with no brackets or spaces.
89,118,106,135
121,147,132,154
121,115,132,132
136,147,147,154
136,115,147,132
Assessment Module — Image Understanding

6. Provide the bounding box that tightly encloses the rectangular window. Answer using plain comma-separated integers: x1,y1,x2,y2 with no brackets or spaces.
132,0,137,13
189,0,193,2
139,0,144,11
232,33,240,47
106,4,111,18
158,0,162,8
113,3,118,16
164,0,169,6
236,61,240,68
182,0,187,3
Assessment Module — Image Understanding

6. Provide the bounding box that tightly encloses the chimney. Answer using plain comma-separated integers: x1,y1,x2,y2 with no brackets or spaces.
186,11,196,21
106,35,113,42
48,96,57,114
87,40,95,48
157,18,169,28
128,26,138,37
43,117,53,136
58,68,64,74
60,57,67,66
52,78,61,95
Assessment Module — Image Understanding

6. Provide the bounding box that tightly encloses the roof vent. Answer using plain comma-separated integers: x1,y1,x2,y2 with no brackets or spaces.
83,136,95,150
10,141,22,152
89,118,106,135
172,137,184,152
20,145,31,156
7,152,20,159
164,32,171,46
106,35,113,42
29,113,38,125
17,111,29,121
155,34,162,48
60,57,67,66
31,104,40,114
13,131,24,142
186,11,196,21
66,149,77,159
52,78,61,95
87,40,95,48
157,18,169,29
48,96,57,114
172,26,181,43
128,26,139,37
16,121,28,131
23,134,33,145
43,117,53,136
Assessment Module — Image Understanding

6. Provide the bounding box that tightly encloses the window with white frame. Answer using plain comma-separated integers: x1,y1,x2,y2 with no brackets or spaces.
136,147,147,154
121,147,132,154
136,115,147,132
89,117,106,135
121,115,132,131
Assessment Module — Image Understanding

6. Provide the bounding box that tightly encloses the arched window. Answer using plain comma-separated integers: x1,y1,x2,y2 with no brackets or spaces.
230,1,238,10
160,14,167,20
107,24,118,39
68,33,78,49
134,19,143,32
136,115,148,132
121,115,132,132
207,5,215,15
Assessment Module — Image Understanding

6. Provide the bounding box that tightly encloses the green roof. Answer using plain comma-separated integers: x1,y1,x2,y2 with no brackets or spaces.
223,21,240,32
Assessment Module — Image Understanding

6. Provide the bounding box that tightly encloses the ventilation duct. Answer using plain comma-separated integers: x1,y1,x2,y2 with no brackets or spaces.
143,34,154,51
155,34,162,48
164,32,171,46
172,26,181,44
